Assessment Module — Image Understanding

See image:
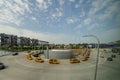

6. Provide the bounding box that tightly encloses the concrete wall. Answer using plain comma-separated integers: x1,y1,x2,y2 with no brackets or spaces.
44,49,74,59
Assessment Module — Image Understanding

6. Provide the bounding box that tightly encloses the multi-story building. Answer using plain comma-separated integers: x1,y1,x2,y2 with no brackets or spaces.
17,37,31,46
0,33,49,47
17,37,21,46
0,35,1,46
0,33,11,46
10,35,17,46
31,39,39,46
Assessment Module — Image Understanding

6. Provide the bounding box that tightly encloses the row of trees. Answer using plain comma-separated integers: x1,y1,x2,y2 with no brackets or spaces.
0,43,112,52
49,43,89,49
0,45,48,52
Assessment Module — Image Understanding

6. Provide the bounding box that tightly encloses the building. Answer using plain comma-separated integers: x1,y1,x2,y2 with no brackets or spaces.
10,35,17,46
0,33,49,48
0,33,11,46
31,39,39,46
39,40,49,45
17,37,30,46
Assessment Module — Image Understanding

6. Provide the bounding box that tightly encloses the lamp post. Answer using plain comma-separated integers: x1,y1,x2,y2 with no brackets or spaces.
82,35,100,80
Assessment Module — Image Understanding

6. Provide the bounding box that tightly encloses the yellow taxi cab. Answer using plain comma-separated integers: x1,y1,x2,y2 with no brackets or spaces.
30,52,35,55
49,59,60,64
34,57,44,63
26,54,33,60
52,60,60,64
49,59,54,64
70,58,80,63
81,57,88,61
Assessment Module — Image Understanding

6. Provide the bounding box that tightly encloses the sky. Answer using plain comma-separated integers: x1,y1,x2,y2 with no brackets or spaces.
0,0,120,44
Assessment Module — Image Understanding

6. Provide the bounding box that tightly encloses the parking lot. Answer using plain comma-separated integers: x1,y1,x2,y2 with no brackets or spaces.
0,49,120,80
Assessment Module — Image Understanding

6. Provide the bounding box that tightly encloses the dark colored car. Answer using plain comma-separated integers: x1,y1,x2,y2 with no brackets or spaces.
39,51,44,54
32,53,39,57
12,52,18,56
107,57,113,61
0,62,5,70
111,54,116,58
27,50,31,53
32,52,44,57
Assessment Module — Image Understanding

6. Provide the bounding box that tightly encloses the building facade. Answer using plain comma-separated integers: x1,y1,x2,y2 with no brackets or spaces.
0,33,49,47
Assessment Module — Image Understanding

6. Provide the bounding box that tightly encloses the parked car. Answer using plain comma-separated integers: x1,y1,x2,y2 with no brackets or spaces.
32,53,39,57
49,59,60,64
82,57,88,61
26,54,33,60
32,51,44,57
52,60,60,64
107,57,113,61
0,62,5,70
49,59,54,64
12,52,18,56
34,57,44,63
70,58,80,63
111,54,116,58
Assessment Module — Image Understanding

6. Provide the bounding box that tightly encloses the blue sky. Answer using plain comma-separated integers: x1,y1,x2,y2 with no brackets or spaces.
0,0,120,44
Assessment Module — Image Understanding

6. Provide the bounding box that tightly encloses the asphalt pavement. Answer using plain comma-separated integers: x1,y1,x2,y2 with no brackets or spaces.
0,49,120,80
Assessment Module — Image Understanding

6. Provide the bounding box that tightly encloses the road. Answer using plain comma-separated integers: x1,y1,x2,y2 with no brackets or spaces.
0,49,120,80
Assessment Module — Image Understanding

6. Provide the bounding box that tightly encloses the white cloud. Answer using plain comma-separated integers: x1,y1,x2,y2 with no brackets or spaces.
74,0,83,8
79,8,85,17
31,17,37,21
52,8,62,17
69,0,75,2
89,0,112,16
89,0,102,16
0,0,31,26
36,0,44,4
66,17,79,24
86,0,120,32
0,9,21,26
84,18,91,25
10,0,31,14
48,0,52,5
116,13,120,24
79,0,83,4
96,1,120,21
67,19,74,24
87,23,99,30
75,4,80,8
36,0,52,10
86,0,120,31
74,24,82,30
59,0,64,6
89,0,120,19
99,27,120,43
0,0,4,5
52,12,62,17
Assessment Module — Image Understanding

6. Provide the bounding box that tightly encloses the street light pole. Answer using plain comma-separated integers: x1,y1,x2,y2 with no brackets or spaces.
83,35,100,80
